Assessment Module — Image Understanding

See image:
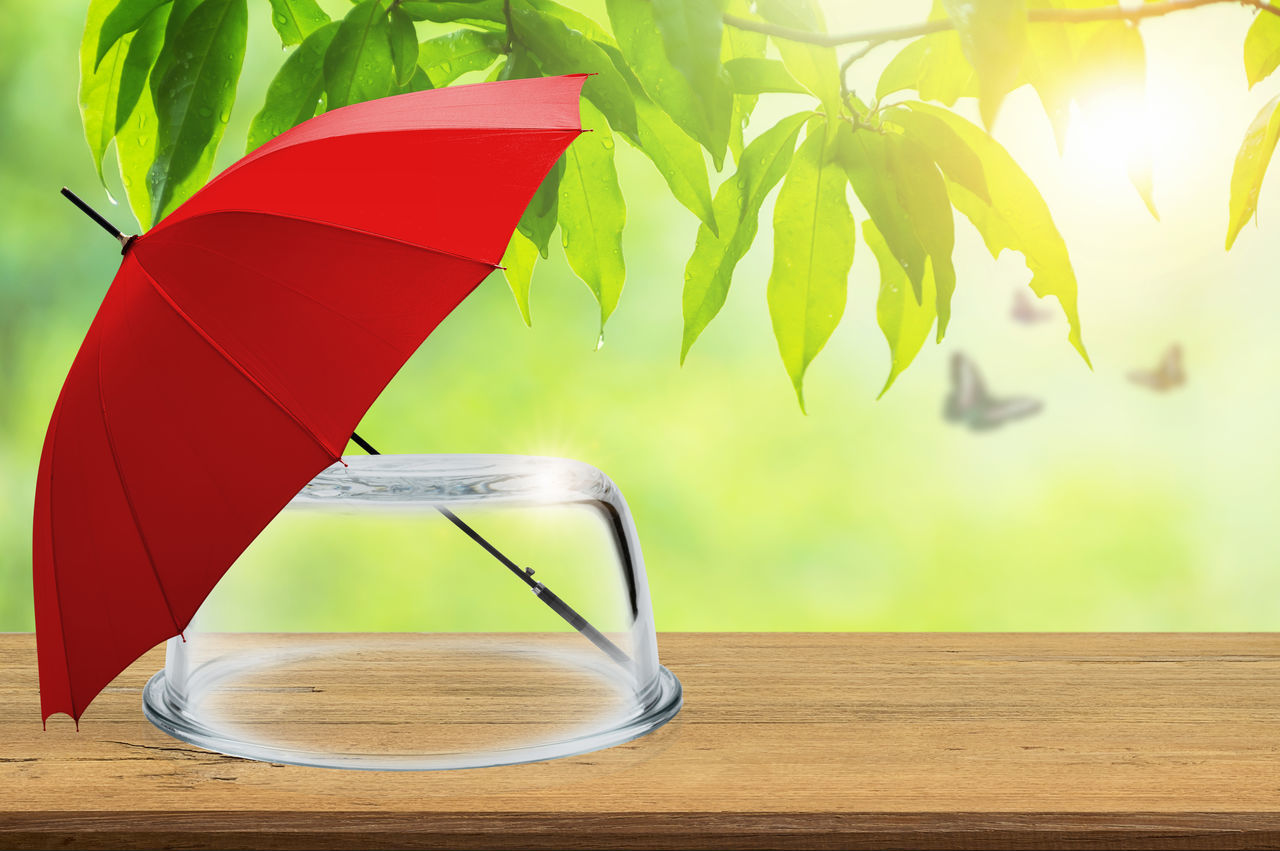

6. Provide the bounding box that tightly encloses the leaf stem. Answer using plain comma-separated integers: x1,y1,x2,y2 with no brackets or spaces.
503,0,514,54
725,0,1280,50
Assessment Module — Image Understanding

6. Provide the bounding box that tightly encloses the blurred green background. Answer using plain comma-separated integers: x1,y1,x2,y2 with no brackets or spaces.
3,1,1279,633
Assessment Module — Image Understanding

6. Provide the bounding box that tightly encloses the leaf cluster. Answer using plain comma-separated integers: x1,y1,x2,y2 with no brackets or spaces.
75,0,1280,407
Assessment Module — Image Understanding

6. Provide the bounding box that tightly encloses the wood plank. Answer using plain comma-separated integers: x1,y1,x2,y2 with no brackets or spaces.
3,633,1280,849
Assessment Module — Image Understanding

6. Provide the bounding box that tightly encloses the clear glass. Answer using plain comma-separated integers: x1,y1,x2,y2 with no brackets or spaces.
141,454,682,770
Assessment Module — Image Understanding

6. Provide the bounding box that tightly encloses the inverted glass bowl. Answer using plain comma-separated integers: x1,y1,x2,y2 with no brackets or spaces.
141,454,682,770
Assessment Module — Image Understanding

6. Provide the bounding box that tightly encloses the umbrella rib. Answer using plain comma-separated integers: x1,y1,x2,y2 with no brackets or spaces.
40,385,79,723
154,209,503,271
129,255,342,462
94,320,184,640
179,126,579,218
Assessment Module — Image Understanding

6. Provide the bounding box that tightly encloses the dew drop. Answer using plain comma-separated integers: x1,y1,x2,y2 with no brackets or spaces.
594,332,605,351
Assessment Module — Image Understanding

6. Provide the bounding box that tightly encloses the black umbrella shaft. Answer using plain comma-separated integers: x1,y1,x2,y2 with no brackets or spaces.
351,432,631,667
61,188,125,243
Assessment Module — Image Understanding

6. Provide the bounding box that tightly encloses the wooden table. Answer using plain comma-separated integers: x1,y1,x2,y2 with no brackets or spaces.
3,633,1280,849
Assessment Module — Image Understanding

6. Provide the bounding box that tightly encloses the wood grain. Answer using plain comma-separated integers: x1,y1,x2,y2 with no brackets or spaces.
3,633,1280,849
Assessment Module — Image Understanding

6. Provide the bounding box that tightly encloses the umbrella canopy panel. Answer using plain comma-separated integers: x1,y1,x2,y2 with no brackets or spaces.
34,75,586,724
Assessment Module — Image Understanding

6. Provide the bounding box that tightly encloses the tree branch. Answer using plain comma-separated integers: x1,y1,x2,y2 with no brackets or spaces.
724,0,1280,50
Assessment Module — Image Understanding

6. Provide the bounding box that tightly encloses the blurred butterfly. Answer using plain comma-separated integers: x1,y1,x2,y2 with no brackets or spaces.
1127,344,1185,392
1011,289,1055,324
944,352,1044,431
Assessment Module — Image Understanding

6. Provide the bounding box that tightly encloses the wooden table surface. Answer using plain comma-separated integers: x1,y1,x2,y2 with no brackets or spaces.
3,632,1280,849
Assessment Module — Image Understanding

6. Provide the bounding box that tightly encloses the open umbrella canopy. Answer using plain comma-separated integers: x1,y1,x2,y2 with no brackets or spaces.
34,74,586,725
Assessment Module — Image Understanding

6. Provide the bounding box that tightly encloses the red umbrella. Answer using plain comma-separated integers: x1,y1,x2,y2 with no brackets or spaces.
35,74,589,727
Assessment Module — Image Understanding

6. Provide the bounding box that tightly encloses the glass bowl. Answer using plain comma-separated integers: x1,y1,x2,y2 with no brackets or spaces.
141,454,682,770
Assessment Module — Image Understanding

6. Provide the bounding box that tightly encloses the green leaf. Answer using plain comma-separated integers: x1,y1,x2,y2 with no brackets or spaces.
885,134,956,337
416,29,503,86
724,57,806,94
267,0,329,46
146,0,248,222
115,4,170,134
150,0,200,77
1247,11,1280,88
389,7,418,86
1227,94,1280,250
1127,146,1158,221
681,111,808,362
111,0,193,228
399,65,434,92
497,44,541,80
883,105,988,204
767,117,855,411
80,0,135,190
837,127,926,301
865,220,937,398
518,156,562,257
877,38,928,100
1022,17,1072,152
650,0,728,100
247,21,339,152
755,0,841,123
527,0,615,45
601,41,716,233
879,32,976,106
397,0,504,28
722,0,765,162
116,89,158,229
605,0,728,166
647,0,736,163
502,229,539,325
901,101,1088,365
95,0,170,70
559,101,627,332
514,3,637,140
324,0,394,110
633,97,717,234
942,0,1027,128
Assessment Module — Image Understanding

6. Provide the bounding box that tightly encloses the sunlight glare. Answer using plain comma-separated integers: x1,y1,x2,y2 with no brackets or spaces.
1061,59,1204,203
